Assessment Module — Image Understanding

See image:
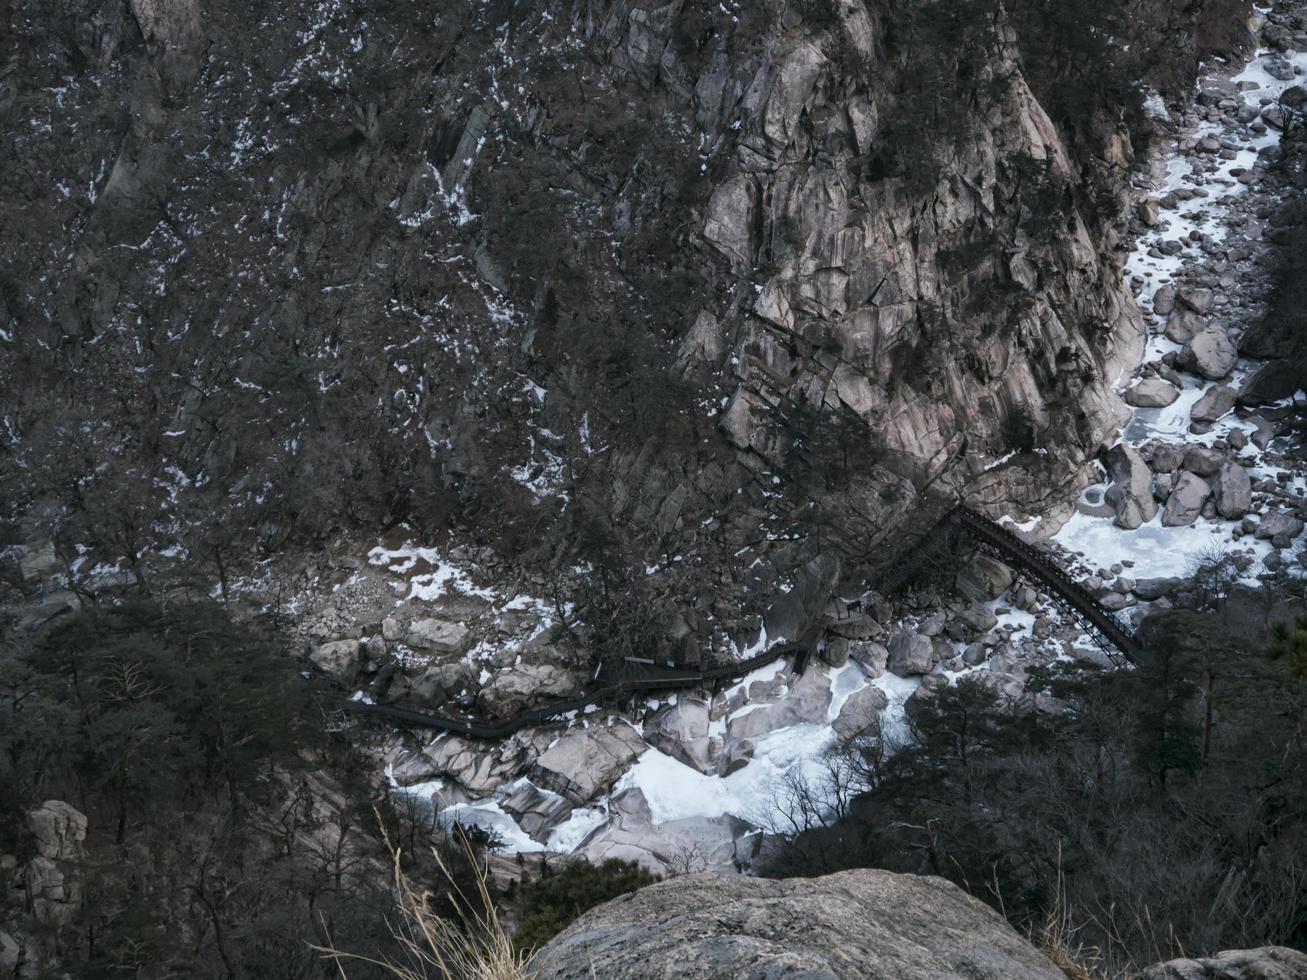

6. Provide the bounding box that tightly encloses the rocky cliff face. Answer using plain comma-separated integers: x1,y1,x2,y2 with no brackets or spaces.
0,1,1239,643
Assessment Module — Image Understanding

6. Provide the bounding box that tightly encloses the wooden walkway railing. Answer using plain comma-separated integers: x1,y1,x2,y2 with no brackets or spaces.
345,505,1143,737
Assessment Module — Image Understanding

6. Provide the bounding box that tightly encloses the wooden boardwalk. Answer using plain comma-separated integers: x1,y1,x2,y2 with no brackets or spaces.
345,506,1142,737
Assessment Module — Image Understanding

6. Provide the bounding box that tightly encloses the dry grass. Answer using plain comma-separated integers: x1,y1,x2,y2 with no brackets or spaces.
315,824,537,980
1030,872,1107,980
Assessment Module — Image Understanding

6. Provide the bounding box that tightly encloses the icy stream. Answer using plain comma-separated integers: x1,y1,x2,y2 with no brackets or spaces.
1054,39,1307,584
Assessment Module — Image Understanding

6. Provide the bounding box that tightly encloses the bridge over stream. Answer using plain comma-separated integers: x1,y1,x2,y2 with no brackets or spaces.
343,506,1142,738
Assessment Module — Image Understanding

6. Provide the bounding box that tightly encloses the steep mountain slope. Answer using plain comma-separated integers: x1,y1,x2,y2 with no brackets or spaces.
0,0,1246,644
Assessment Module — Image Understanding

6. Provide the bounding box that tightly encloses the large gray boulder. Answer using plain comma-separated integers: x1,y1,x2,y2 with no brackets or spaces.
1125,378,1180,408
1176,286,1215,314
725,669,833,740
1190,385,1237,425
27,801,87,861
531,723,648,804
478,664,579,716
644,699,713,772
532,869,1064,979
886,631,934,676
763,554,841,643
832,684,889,740
1213,462,1252,520
1104,444,1158,529
1162,472,1211,527
310,639,361,685
1164,308,1207,344
1178,327,1238,380
1255,509,1305,542
955,554,1015,602
1140,946,1307,980
406,617,471,655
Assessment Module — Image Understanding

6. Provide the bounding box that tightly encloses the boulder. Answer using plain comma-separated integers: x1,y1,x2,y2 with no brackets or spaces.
849,641,888,677
1161,472,1211,527
25,857,77,926
1140,946,1307,980
500,782,573,841
952,603,998,634
1190,385,1236,425
726,668,833,739
1164,307,1206,344
1104,444,1158,529
1148,442,1185,474
478,664,579,716
955,554,1015,602
1133,577,1183,601
26,801,87,861
819,634,851,667
1152,285,1177,315
1176,286,1215,314
531,723,649,804
1178,326,1238,380
1124,378,1180,408
532,869,1066,980
886,631,934,676
1183,445,1225,477
1214,462,1252,520
1255,509,1305,541
644,699,713,772
763,553,840,642
406,661,477,707
390,735,525,796
18,540,60,583
406,617,470,655
310,639,361,684
832,684,889,740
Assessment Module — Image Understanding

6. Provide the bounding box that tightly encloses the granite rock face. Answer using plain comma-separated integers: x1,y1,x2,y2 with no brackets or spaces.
532,869,1065,980
1140,946,1307,980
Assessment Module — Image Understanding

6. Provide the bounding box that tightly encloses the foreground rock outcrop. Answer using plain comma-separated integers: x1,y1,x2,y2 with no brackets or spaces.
1141,946,1307,980
531,869,1064,979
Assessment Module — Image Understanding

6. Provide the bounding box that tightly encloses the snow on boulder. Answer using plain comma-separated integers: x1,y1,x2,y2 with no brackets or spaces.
1104,444,1157,529
1161,472,1211,527
886,631,934,677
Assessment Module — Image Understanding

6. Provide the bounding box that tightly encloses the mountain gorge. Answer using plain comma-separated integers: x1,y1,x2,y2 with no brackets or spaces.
5,0,1307,978
0,0,1243,624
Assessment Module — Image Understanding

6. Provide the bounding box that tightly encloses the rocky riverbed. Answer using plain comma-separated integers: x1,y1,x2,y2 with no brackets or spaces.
1048,7,1307,595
